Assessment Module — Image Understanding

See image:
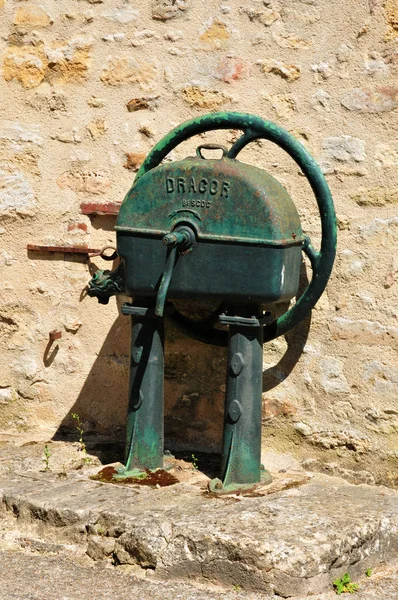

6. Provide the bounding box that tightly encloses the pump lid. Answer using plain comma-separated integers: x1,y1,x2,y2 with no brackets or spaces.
116,154,304,247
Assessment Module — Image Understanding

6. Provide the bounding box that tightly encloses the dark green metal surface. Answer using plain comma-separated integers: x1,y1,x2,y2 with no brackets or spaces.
221,313,263,486
119,302,164,475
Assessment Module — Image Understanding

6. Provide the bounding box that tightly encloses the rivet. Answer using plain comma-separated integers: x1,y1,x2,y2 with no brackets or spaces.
132,346,143,364
230,352,245,375
229,399,242,423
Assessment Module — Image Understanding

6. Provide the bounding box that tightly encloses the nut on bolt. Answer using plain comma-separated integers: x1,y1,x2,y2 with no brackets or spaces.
162,226,196,249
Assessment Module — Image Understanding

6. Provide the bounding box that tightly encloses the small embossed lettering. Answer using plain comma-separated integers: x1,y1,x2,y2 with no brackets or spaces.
199,178,208,193
221,181,230,198
165,175,230,205
188,177,197,193
182,199,211,208
166,177,175,193
209,180,218,195
177,177,186,193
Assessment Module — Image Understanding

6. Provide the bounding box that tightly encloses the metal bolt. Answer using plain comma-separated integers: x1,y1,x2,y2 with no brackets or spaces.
162,233,179,247
132,346,143,364
230,352,245,375
229,399,242,423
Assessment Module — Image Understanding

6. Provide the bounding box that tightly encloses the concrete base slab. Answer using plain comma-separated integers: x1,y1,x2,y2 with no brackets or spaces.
0,442,398,597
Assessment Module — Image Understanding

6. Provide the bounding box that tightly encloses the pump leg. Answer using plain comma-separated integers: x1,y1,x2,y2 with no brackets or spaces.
220,323,263,488
122,313,164,473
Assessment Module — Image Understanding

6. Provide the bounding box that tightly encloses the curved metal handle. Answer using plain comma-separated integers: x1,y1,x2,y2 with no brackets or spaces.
135,112,337,341
196,144,228,159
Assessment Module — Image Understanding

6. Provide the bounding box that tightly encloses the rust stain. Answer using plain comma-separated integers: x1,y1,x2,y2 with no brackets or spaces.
91,466,179,487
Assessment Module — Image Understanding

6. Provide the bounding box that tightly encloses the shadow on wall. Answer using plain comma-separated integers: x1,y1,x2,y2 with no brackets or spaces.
262,265,311,394
53,308,130,444
53,262,310,461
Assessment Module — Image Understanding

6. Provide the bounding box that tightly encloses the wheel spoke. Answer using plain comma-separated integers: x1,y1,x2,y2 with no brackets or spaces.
227,128,260,159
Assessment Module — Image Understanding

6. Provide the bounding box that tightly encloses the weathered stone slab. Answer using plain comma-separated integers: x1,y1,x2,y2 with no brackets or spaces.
1,468,398,598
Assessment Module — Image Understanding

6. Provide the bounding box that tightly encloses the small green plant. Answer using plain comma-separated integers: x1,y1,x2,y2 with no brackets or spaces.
71,412,86,452
365,568,372,577
71,412,93,466
232,584,241,593
333,573,359,595
43,444,51,471
191,453,199,470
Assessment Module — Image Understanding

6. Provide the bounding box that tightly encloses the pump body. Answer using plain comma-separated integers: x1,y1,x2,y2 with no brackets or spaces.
116,151,304,305
88,112,337,492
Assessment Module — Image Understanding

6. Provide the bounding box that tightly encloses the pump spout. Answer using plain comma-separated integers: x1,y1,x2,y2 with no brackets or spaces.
87,262,125,304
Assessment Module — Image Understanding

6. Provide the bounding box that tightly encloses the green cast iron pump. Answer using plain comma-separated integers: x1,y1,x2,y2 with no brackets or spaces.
88,112,337,493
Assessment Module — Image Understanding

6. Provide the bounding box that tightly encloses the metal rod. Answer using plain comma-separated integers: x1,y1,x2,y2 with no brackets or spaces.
27,244,101,255
155,246,177,317
220,315,263,487
123,308,164,473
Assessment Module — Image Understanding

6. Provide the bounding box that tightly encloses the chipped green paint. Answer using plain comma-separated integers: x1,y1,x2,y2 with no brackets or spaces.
118,157,304,247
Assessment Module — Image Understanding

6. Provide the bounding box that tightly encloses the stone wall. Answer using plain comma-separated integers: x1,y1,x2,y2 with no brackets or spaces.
0,0,397,484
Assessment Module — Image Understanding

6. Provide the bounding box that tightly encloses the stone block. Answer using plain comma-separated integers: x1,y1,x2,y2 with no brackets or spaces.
322,135,366,162
3,45,47,89
86,119,107,139
126,95,159,112
101,7,139,23
329,317,398,348
385,0,398,40
0,167,35,214
56,171,110,194
260,60,301,81
3,39,92,88
13,5,53,28
152,0,190,21
215,57,245,83
181,86,232,109
124,152,146,172
341,87,398,112
199,20,230,47
350,187,398,206
319,356,349,394
100,57,158,89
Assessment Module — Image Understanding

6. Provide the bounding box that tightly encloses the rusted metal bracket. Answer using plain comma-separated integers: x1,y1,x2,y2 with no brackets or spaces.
27,245,118,261
27,244,102,256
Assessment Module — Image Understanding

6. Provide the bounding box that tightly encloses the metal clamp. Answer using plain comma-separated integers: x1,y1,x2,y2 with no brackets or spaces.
219,312,272,327
122,303,174,318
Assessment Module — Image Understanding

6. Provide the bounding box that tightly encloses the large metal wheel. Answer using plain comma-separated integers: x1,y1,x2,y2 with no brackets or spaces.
134,112,337,345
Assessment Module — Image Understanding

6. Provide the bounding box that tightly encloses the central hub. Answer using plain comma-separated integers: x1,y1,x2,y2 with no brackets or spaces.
162,224,196,251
